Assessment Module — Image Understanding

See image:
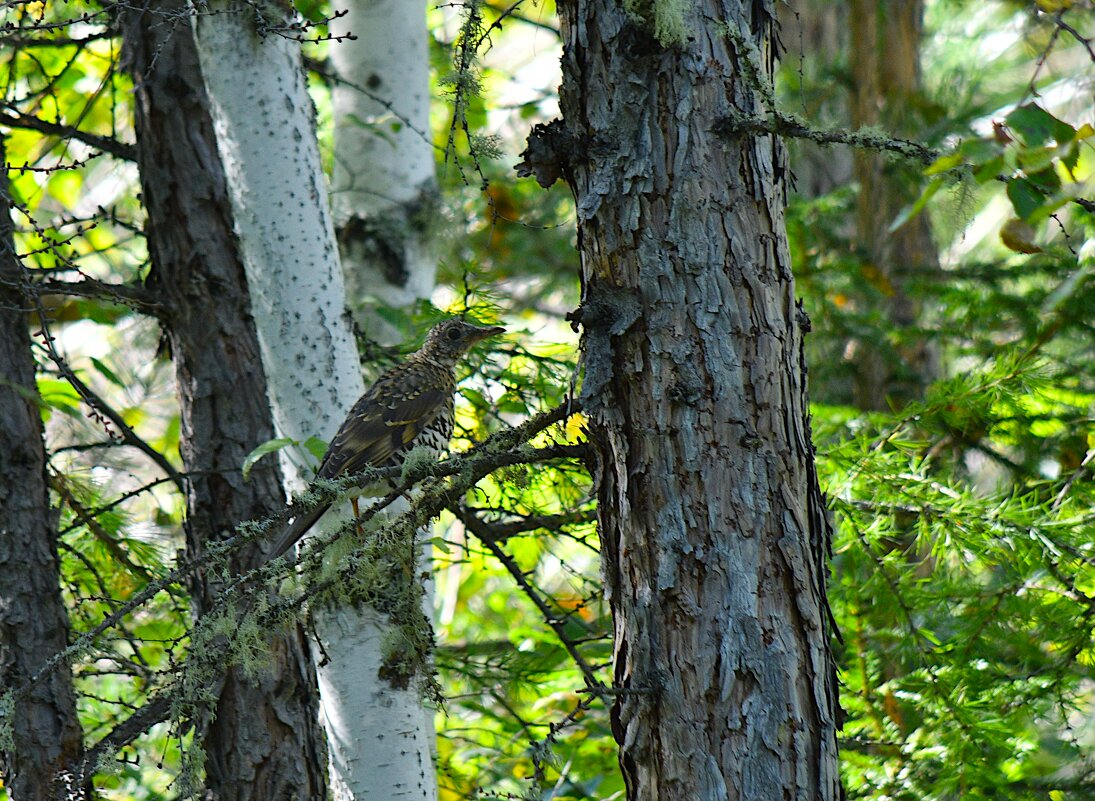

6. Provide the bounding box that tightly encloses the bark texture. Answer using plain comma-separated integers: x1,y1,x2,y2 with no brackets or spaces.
849,0,937,409
192,0,361,486
122,5,327,798
554,2,842,798
0,140,86,800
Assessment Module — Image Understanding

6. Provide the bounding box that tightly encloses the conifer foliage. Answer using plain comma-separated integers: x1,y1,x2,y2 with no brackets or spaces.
1,1,1093,799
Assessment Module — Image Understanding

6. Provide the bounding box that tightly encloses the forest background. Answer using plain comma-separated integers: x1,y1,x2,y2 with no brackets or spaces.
0,0,1093,799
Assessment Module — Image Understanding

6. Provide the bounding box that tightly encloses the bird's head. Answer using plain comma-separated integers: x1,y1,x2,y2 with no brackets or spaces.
419,319,505,365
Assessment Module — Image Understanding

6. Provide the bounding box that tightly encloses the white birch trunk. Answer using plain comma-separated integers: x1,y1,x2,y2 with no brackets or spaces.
193,6,436,799
191,5,361,477
330,0,437,336
326,4,441,798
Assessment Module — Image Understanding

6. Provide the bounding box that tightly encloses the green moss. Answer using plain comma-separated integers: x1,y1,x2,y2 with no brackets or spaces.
0,690,14,751
623,0,693,47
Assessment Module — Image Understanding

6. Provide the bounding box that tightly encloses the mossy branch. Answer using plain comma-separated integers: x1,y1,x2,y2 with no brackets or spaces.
714,107,939,165
1,400,585,758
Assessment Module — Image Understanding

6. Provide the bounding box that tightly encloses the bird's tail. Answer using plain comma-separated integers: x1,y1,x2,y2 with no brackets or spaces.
268,501,332,561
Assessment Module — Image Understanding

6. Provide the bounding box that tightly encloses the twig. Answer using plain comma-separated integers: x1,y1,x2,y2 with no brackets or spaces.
12,402,585,702
30,298,184,491
452,505,605,693
715,107,938,165
30,276,159,313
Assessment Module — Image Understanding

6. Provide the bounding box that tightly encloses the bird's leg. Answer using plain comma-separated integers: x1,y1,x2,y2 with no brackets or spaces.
351,496,362,536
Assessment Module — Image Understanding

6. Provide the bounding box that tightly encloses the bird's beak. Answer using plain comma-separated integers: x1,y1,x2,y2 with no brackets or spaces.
471,325,505,341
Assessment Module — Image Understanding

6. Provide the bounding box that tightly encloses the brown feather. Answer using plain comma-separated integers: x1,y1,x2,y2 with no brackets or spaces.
267,319,502,562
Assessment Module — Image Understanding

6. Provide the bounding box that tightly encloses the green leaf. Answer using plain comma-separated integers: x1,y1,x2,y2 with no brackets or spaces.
1024,166,1061,193
1005,103,1075,147
34,377,82,420
1006,177,1044,221
924,151,964,176
303,435,329,462
1016,145,1058,175
890,176,944,232
242,437,295,480
973,155,1005,183
958,138,1000,163
89,357,126,389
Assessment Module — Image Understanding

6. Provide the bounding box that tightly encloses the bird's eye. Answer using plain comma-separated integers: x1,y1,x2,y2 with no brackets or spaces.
446,328,462,341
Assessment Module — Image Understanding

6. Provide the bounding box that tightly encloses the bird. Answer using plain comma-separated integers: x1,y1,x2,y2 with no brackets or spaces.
268,318,504,560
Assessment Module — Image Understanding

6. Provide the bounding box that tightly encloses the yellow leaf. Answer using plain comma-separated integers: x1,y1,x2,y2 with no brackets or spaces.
1035,0,1075,10
1000,218,1043,254
565,411,587,443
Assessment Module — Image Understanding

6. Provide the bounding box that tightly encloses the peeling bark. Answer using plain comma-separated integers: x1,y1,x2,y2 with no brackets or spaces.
0,139,86,801
553,2,843,798
122,4,327,797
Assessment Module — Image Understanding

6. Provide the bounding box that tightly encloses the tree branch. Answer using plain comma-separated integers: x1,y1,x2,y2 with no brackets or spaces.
714,107,938,165
34,341,184,492
11,401,585,702
31,276,159,313
0,109,137,162
451,504,606,693
462,508,596,543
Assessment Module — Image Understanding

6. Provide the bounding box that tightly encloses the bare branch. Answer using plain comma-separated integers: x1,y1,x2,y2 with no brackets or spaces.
31,276,159,313
452,504,606,693
0,109,137,162
31,310,184,492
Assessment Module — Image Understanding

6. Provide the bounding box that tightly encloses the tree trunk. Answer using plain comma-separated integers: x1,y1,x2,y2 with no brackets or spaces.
778,0,853,198
849,0,937,409
192,5,436,799
552,2,842,798
0,139,86,800
191,1,362,485
330,0,438,339
326,4,441,798
121,3,328,798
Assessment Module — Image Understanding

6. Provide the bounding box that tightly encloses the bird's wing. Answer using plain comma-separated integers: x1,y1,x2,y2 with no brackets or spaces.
315,366,448,480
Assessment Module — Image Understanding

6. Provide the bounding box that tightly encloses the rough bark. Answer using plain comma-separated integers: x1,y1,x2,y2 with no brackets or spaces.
191,5,436,799
849,0,937,409
330,0,438,339
553,2,842,798
0,139,86,800
121,4,327,798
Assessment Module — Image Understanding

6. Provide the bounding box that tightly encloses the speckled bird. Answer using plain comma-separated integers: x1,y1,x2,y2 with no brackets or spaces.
269,319,504,559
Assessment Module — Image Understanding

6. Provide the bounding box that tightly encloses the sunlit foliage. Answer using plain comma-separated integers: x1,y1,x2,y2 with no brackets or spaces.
1,0,1092,799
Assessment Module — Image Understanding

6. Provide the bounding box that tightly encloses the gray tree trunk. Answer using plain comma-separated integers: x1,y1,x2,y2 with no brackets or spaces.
551,2,843,798
849,0,937,409
0,139,86,800
122,4,328,798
